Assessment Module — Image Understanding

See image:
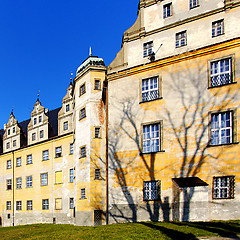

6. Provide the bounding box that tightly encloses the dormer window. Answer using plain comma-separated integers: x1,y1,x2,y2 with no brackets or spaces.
8,129,10,135
39,116,42,123
66,104,70,112
13,140,16,147
143,41,153,57
64,121,68,131
6,142,10,149
13,127,15,133
34,118,37,125
32,133,36,141
40,130,44,139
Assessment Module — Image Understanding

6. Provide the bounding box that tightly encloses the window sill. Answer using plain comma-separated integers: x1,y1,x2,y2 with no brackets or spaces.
141,150,165,155
207,142,239,148
212,33,224,38
139,97,163,104
208,81,237,89
212,198,234,201
80,197,87,200
190,5,199,10
55,156,62,159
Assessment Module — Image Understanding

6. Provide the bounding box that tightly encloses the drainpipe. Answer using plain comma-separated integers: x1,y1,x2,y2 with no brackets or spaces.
12,151,15,226
104,79,109,225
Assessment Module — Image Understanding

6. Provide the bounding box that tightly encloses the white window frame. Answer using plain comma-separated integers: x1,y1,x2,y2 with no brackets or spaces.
32,133,36,141
55,147,62,158
80,146,86,158
63,121,68,131
212,19,224,37
43,150,49,161
27,154,32,164
70,198,74,209
16,201,22,210
176,31,187,48
16,177,22,189
13,140,16,147
6,142,10,149
94,127,101,138
143,180,160,201
190,0,199,9
80,83,86,96
143,41,153,57
210,58,232,87
7,160,11,169
95,169,101,180
163,2,172,18
27,200,33,210
26,176,33,188
143,123,161,153
94,79,101,90
16,157,21,167
80,108,86,120
81,188,86,199
213,176,234,199
6,201,11,210
41,173,48,186
66,104,70,112
142,77,159,102
70,143,74,155
40,130,44,138
7,179,12,190
42,199,49,210
211,111,233,145
69,168,74,183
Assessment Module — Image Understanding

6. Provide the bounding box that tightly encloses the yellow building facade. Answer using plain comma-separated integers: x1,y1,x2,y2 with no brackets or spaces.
0,0,240,227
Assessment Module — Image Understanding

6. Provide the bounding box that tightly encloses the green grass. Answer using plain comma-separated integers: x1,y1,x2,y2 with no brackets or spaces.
0,220,239,240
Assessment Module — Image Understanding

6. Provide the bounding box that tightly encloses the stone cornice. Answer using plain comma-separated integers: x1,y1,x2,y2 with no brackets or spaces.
107,38,240,81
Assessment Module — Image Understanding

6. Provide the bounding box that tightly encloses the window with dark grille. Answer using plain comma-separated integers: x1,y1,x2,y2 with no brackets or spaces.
190,0,199,9
55,147,62,158
16,201,22,210
42,199,49,210
176,31,187,48
143,123,161,153
27,200,33,210
212,20,224,37
213,176,234,199
94,210,103,226
80,83,86,96
143,41,153,57
95,127,101,138
80,146,86,158
143,180,160,201
7,179,12,190
95,169,101,180
80,108,86,120
211,111,233,145
210,58,232,87
163,3,172,18
142,77,159,102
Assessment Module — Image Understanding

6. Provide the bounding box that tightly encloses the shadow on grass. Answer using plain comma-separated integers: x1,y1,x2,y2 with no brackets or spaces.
171,221,240,239
140,222,197,240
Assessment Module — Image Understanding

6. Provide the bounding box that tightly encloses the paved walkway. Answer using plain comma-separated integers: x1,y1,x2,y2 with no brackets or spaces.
196,236,240,240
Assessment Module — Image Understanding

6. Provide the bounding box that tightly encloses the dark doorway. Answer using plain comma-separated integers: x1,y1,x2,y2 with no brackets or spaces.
94,210,102,226
0,216,2,227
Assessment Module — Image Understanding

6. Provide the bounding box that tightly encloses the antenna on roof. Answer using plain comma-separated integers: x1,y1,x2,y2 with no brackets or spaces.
11,106,14,115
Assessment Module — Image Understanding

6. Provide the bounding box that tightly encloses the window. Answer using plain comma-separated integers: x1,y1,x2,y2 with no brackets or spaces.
39,116,42,123
27,200,33,210
70,143,74,155
7,160,11,169
66,104,70,112
42,150,49,161
94,127,101,138
80,108,86,120
13,140,16,147
81,188,86,199
55,198,62,210
210,58,232,87
80,83,86,96
212,20,224,37
34,118,37,125
211,111,233,145
42,199,49,210
16,201,22,210
6,201,11,210
213,176,234,199
163,3,172,18
143,180,160,201
55,171,63,184
142,77,159,102
41,173,48,186
176,31,187,48
64,121,68,131
55,147,62,158
32,133,36,141
6,142,10,149
143,123,161,153
80,146,86,158
16,177,22,189
143,41,153,57
70,198,74,209
16,157,21,167
40,130,44,138
190,0,199,9
94,79,101,90
7,179,12,190
13,127,15,133
69,168,74,183
27,155,32,164
8,129,10,135
26,176,33,188
95,169,101,180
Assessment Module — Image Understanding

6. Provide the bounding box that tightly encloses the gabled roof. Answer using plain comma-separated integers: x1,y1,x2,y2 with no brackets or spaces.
172,177,208,188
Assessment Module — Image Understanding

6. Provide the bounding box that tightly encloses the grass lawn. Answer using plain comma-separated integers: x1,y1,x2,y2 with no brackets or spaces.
0,220,239,240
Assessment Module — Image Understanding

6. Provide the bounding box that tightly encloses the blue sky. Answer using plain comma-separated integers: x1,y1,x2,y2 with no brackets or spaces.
0,0,139,128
